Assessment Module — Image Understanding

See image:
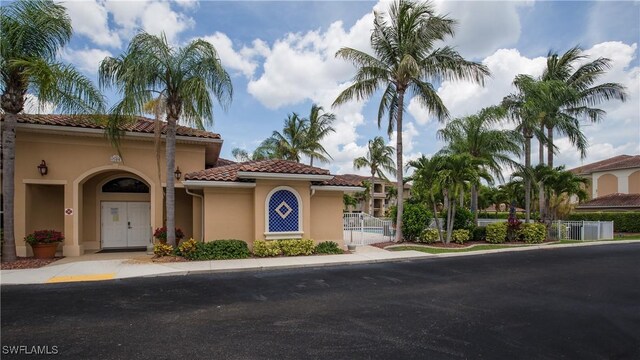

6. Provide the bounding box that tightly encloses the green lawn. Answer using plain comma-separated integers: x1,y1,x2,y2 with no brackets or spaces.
388,244,529,254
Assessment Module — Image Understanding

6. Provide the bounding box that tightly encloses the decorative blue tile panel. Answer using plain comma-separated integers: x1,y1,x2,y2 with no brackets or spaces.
268,189,300,232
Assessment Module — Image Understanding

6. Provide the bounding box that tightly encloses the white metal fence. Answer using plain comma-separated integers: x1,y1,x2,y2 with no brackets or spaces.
549,220,614,241
343,213,394,245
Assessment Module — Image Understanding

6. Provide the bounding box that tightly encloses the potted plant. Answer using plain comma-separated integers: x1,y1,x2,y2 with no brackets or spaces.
153,227,185,245
24,230,64,259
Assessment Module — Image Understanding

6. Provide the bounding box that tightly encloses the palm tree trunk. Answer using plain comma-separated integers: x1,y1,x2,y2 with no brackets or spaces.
547,126,554,168
470,184,478,223
538,132,545,223
447,199,456,244
309,156,314,167
1,112,18,261
524,135,531,223
394,89,405,242
369,171,375,217
459,190,464,208
165,115,177,246
431,194,443,243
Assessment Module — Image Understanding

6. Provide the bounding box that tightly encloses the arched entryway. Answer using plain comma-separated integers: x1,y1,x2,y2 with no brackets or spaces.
73,166,157,253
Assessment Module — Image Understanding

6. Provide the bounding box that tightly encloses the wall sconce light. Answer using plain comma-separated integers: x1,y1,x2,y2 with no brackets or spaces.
37,160,48,176
174,167,182,180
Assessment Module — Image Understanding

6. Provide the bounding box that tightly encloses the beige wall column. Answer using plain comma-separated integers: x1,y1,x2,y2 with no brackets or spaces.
15,181,27,257
65,183,83,256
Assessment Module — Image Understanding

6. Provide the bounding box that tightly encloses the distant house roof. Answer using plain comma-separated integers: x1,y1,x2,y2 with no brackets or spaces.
213,158,236,167
185,159,330,182
576,193,640,209
6,114,221,139
569,155,640,175
320,174,367,187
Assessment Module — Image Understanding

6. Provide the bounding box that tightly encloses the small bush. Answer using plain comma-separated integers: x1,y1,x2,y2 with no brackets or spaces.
418,228,440,244
177,238,198,257
486,222,507,244
518,223,546,243
452,229,470,244
253,240,283,257
394,203,432,242
279,239,315,256
472,226,487,241
184,239,250,260
443,208,474,231
24,230,64,245
315,241,343,254
153,243,174,257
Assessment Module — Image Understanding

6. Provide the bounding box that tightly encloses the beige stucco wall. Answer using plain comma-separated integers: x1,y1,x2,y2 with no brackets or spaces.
310,191,344,246
629,170,640,194
24,184,65,256
174,188,193,240
203,187,254,244
14,128,208,256
596,173,618,197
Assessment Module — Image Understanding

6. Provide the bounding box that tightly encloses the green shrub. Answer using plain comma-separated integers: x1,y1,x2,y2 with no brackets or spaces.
472,226,487,241
442,208,474,232
314,241,343,254
567,212,640,233
253,240,282,257
153,243,174,257
486,222,508,244
278,239,315,256
184,239,250,260
392,203,432,242
550,222,568,240
419,228,440,244
452,229,470,244
518,223,546,243
176,238,198,257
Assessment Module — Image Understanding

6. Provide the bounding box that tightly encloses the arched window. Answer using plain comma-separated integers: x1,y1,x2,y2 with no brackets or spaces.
265,187,302,239
102,178,149,193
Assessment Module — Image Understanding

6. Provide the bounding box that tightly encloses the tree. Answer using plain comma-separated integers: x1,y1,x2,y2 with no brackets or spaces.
304,104,335,166
437,106,521,221
407,155,444,242
333,0,489,242
99,32,232,246
268,113,309,162
532,165,588,221
353,136,396,217
541,47,626,167
1,0,105,261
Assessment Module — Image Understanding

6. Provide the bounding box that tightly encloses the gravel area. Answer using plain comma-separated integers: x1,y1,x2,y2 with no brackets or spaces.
1,257,63,270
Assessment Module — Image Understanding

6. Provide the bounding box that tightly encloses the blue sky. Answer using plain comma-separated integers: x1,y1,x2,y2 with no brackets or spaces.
51,0,640,178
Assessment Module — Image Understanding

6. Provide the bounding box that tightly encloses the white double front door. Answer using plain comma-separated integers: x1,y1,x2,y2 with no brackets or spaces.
101,202,151,248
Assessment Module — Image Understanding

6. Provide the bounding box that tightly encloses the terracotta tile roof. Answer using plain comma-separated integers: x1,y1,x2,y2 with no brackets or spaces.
577,193,640,208
569,155,638,175
185,159,330,181
6,114,221,139
319,174,366,187
214,158,236,167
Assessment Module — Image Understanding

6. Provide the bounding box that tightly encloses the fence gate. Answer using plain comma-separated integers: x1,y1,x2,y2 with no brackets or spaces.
550,220,615,241
343,213,394,245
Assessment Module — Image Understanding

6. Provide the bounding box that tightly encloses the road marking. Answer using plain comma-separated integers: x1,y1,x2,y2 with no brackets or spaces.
47,273,115,283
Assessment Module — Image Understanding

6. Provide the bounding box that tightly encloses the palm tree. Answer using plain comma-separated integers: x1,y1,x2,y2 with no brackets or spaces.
541,47,626,167
304,104,335,166
437,106,521,221
532,165,588,221
268,113,309,162
353,136,396,217
333,0,489,242
407,154,444,242
99,32,232,246
1,0,105,261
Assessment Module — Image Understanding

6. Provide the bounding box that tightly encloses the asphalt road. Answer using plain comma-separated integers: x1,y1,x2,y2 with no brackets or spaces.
2,244,640,360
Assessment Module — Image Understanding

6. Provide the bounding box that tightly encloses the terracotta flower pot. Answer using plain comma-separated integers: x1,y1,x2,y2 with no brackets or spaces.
31,243,60,259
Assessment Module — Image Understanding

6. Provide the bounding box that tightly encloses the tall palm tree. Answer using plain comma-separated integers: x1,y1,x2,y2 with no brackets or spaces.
269,113,309,162
305,104,335,167
541,47,626,167
437,106,521,220
353,136,396,217
99,32,232,246
1,0,105,261
333,0,489,242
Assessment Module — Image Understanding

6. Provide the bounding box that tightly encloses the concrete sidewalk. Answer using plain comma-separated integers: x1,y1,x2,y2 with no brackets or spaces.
2,240,638,285
0,246,432,285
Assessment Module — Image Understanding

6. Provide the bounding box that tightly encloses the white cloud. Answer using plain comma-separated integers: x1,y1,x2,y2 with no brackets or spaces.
200,33,259,78
60,48,112,74
140,2,195,43
63,0,121,47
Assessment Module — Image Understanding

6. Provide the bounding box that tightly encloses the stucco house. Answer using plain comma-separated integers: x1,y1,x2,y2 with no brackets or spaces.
338,174,411,217
570,154,640,212
2,114,362,257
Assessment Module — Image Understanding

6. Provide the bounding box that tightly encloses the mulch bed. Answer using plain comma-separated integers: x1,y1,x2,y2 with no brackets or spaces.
1,257,63,270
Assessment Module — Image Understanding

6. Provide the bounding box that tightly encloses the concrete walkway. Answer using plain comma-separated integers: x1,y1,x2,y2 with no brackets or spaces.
1,240,638,285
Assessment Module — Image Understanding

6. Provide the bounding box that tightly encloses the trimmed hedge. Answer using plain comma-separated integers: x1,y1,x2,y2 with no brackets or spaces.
182,239,250,260
393,203,432,242
419,228,440,244
253,239,315,257
477,212,538,220
567,212,640,233
486,222,507,244
518,223,546,243
452,229,470,244
472,226,487,241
